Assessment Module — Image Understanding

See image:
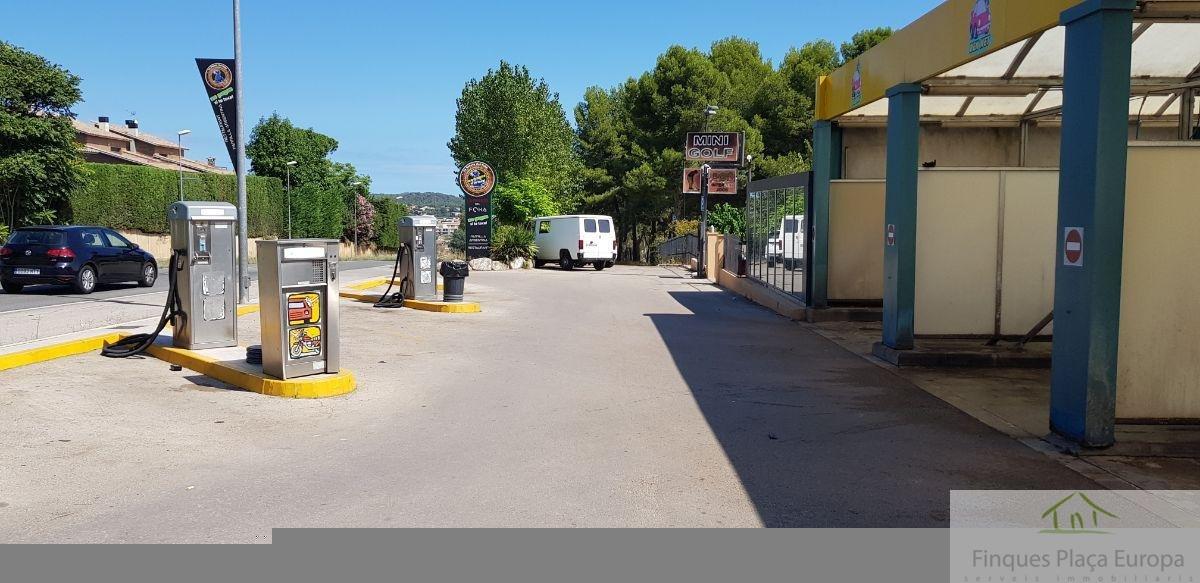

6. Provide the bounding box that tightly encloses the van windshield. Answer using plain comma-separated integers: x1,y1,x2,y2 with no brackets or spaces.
9,230,65,246
598,219,611,233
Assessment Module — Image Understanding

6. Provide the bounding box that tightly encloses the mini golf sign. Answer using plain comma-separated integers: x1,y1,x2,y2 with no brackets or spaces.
684,132,743,165
1063,227,1084,267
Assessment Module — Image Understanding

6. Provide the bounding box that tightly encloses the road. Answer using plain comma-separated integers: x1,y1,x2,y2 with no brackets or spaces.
0,265,1097,540
0,260,391,313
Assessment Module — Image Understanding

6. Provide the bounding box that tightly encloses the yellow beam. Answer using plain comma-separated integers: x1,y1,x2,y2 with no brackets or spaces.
816,0,1084,120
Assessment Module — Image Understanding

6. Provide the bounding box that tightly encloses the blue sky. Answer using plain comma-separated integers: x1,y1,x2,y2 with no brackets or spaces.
5,0,939,193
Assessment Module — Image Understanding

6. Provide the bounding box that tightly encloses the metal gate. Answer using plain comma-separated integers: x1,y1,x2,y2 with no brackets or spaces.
745,172,812,303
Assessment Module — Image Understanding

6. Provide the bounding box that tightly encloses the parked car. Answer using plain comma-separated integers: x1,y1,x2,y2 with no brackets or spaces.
531,215,617,271
765,231,781,267
0,226,158,294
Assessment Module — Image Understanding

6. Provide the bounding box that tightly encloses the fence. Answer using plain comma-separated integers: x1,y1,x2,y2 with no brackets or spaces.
745,173,811,302
656,234,698,265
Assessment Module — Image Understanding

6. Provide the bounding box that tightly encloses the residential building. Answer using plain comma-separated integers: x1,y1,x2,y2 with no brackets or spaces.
73,117,233,175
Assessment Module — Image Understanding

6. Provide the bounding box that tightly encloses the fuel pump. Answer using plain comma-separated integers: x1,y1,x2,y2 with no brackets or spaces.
256,239,341,380
102,201,237,357
374,215,438,308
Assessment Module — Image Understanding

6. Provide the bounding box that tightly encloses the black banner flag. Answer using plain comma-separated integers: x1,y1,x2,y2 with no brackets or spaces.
195,58,239,171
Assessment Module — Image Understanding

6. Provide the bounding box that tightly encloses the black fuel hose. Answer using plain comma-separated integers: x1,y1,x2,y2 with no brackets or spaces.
373,243,413,309
100,251,186,358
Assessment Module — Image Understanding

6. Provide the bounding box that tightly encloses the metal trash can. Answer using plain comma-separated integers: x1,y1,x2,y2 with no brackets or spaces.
439,260,469,302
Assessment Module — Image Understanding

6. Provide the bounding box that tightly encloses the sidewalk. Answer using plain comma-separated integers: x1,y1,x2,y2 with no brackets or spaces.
809,320,1200,490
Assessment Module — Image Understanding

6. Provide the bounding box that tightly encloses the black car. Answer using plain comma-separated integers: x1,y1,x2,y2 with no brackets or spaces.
0,226,158,294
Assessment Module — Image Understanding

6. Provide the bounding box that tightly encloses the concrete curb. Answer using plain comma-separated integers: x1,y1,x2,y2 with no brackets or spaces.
0,332,123,372
141,340,356,399
338,290,481,313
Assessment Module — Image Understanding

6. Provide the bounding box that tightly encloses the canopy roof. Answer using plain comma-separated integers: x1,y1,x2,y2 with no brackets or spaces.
819,0,1200,126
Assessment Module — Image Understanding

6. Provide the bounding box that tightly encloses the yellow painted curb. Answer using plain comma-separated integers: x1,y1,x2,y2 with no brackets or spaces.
0,333,123,372
338,290,480,313
142,341,356,399
237,303,260,316
345,277,442,291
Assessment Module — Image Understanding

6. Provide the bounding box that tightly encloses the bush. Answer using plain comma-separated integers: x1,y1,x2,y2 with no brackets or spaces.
448,224,466,253
69,163,285,237
0,223,9,244
491,224,537,262
671,219,699,239
708,202,746,238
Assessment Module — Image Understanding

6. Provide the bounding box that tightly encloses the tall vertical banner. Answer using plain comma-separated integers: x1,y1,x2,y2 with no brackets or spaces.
458,161,496,259
195,58,239,171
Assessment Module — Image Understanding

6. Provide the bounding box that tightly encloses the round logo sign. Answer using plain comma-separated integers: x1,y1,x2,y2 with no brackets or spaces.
204,62,233,91
458,161,496,197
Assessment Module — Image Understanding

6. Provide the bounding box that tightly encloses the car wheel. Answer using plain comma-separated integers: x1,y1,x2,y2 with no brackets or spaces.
534,259,546,268
1,280,24,294
559,253,574,271
74,265,97,294
138,263,158,287
593,262,605,271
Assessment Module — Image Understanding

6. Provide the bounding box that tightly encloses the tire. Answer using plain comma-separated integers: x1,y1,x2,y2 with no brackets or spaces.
534,259,547,268
593,262,605,271
138,262,158,287
559,252,574,271
74,265,97,294
1,280,23,294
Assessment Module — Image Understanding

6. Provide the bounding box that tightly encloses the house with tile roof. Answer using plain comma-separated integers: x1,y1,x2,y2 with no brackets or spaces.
73,117,233,175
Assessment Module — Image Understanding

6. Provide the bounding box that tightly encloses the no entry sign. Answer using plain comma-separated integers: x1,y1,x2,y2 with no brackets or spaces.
1063,227,1084,267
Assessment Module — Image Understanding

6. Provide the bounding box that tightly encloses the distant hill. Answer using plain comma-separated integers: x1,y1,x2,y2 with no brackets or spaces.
382,192,464,218
390,192,462,207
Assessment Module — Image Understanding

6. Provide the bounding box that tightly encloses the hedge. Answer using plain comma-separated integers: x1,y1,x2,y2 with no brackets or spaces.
371,197,407,250
70,163,286,237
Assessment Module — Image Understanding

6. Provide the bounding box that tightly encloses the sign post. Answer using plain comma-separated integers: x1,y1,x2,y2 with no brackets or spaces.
458,161,496,260
684,132,744,279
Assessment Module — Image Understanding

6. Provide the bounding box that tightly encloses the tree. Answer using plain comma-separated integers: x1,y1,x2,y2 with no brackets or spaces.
492,177,559,226
246,113,339,187
840,27,894,63
448,61,580,205
0,42,84,229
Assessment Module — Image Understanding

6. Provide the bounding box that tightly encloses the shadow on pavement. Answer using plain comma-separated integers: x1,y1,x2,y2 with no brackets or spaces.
645,289,1098,527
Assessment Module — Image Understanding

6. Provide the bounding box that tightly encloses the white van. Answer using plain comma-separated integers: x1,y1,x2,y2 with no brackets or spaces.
775,214,804,270
532,215,617,271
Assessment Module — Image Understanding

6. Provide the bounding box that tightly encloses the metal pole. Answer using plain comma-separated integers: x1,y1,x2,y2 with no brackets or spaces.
177,134,184,201
233,0,250,303
286,166,292,239
697,164,709,279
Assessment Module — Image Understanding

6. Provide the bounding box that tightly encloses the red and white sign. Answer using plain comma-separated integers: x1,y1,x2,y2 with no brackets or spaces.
886,224,896,247
1063,227,1084,267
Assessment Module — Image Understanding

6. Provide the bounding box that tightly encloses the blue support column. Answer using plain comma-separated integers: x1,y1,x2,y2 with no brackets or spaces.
810,120,842,309
1050,0,1135,448
881,84,922,350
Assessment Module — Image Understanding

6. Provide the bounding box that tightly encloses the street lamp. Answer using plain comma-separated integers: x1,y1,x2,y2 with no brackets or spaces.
176,130,191,201
703,105,719,130
697,105,719,278
349,181,364,256
285,160,297,238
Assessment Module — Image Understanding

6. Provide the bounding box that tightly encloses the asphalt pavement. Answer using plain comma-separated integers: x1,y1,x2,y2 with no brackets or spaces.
0,265,1098,540
0,260,391,313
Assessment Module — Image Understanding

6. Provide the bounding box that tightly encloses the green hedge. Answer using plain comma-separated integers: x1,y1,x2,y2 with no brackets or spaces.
371,197,408,250
70,163,285,237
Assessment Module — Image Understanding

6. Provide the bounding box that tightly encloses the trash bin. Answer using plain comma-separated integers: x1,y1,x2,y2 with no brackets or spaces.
439,260,469,302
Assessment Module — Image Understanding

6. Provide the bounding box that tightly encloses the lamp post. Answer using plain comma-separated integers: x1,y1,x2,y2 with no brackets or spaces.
349,181,363,256
176,130,191,201
285,160,297,238
233,0,249,303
